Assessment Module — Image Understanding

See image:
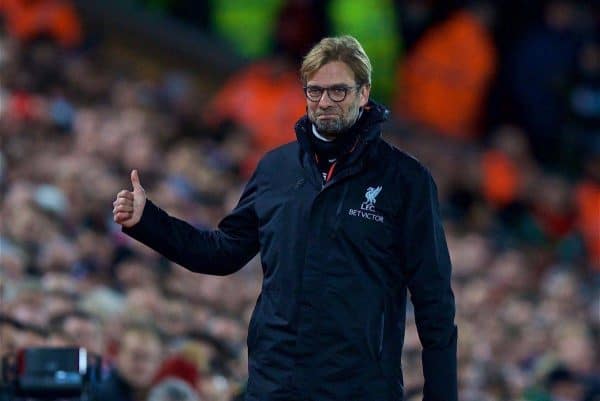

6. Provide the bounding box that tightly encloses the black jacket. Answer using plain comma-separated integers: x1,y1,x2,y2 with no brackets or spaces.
124,101,457,401
90,370,134,401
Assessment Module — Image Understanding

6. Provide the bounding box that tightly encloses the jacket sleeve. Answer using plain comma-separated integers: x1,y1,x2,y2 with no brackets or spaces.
403,167,458,401
122,170,260,276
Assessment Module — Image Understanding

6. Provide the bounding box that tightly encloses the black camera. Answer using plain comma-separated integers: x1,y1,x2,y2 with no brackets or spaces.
1,347,101,401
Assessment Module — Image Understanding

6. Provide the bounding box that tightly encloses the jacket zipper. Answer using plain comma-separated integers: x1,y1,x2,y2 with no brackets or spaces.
335,183,349,217
323,161,364,190
378,311,385,358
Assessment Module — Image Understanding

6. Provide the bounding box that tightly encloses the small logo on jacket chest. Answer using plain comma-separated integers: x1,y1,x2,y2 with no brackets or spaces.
348,186,384,223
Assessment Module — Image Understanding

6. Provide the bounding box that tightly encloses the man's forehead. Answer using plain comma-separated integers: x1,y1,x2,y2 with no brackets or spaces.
307,61,355,84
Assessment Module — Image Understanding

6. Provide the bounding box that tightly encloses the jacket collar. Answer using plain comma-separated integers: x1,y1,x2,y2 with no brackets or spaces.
294,100,390,155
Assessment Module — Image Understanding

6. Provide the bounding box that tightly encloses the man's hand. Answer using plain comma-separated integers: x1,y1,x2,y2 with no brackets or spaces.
113,169,146,228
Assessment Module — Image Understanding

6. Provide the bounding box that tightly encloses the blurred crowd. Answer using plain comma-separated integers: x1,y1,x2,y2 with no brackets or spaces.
1,1,599,401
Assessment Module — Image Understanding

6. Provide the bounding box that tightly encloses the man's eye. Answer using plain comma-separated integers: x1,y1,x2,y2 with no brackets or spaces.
307,88,322,96
330,87,346,95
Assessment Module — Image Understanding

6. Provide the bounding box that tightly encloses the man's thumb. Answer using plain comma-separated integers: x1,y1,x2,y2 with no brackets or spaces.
131,169,143,192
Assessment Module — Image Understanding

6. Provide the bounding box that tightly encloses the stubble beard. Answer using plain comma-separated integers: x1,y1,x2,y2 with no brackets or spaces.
314,117,343,135
310,105,360,137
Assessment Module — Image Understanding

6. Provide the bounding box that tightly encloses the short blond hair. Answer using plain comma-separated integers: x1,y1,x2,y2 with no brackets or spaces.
300,35,372,86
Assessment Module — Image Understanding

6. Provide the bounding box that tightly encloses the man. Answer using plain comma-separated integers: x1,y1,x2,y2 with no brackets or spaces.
50,310,105,357
113,35,457,401
92,322,165,401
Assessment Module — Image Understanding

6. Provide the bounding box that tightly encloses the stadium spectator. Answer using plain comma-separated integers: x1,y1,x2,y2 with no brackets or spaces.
208,0,282,59
394,1,497,139
203,55,305,175
93,322,166,401
562,39,600,173
574,152,600,271
0,0,82,47
326,0,401,102
50,310,105,357
506,0,586,165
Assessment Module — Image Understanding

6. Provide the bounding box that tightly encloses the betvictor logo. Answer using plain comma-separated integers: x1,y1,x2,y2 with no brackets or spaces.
348,186,384,223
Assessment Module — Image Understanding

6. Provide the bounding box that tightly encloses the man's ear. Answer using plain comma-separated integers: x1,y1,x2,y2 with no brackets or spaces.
359,84,371,107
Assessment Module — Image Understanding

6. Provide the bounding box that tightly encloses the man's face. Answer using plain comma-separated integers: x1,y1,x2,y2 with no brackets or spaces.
306,61,370,138
0,325,19,356
63,316,104,355
117,331,163,390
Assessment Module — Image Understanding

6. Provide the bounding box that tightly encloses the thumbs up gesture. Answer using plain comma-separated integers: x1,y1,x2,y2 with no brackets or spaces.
113,170,147,228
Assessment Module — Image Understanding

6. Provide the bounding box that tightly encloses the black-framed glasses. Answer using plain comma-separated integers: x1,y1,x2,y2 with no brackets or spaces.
303,84,361,102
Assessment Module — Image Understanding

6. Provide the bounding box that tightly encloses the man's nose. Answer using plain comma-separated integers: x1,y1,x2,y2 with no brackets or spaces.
318,90,335,107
